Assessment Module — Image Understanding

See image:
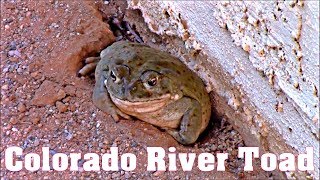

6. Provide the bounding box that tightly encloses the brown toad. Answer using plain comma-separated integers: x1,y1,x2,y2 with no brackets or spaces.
81,41,211,144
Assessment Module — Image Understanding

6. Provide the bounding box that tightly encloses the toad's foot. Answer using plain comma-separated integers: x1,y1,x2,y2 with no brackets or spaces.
78,56,101,77
109,107,132,122
165,98,202,145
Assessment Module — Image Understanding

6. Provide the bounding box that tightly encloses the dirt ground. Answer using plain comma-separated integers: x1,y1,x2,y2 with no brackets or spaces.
1,1,272,179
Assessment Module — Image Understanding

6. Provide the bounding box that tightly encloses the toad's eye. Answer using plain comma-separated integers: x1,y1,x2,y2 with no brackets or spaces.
110,70,120,83
143,77,158,89
147,77,157,86
141,71,160,89
141,70,160,89
110,70,116,81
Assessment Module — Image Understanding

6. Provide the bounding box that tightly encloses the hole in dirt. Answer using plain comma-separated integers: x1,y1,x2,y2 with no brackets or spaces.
197,112,222,143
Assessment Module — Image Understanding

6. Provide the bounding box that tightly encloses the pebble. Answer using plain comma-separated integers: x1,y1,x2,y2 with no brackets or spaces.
17,103,27,113
30,71,38,78
57,89,66,100
9,117,18,125
17,67,23,73
56,101,68,113
153,171,165,177
62,96,71,103
111,173,121,178
49,149,57,155
9,41,17,50
55,119,61,125
151,38,156,43
32,117,41,124
8,50,21,57
124,172,131,179
211,144,217,151
2,84,8,90
23,127,31,134
33,139,40,146
2,67,9,73
26,11,31,17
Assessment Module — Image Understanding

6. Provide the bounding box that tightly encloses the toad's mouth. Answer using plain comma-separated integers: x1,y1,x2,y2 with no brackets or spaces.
109,93,171,113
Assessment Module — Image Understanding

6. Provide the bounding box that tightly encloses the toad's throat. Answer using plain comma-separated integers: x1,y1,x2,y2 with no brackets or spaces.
109,93,171,113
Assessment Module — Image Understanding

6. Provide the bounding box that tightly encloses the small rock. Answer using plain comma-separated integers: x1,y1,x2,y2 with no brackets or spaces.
6,124,12,130
3,67,9,73
24,127,31,134
17,103,26,113
49,149,57,155
8,50,21,57
124,172,131,179
9,41,17,50
64,85,76,96
17,68,23,73
62,96,71,103
57,89,66,100
31,80,61,106
69,104,76,112
30,71,38,78
33,139,40,146
1,84,8,90
111,173,120,179
56,101,68,113
9,117,18,125
211,144,217,151
153,171,165,177
26,11,31,17
55,119,61,125
32,117,40,124
65,131,73,140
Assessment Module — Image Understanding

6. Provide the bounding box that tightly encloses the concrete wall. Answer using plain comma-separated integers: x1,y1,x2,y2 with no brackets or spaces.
128,0,319,178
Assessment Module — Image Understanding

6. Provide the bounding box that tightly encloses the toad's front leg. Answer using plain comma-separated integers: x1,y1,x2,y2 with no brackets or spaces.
78,56,101,76
166,97,203,145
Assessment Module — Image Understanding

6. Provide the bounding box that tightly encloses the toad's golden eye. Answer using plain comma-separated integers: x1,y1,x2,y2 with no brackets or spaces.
143,77,158,89
141,71,160,89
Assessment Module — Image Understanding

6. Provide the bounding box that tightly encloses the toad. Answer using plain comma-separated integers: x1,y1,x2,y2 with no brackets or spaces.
79,41,211,145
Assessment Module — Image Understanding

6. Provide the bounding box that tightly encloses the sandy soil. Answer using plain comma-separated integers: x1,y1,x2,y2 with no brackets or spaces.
1,1,272,179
